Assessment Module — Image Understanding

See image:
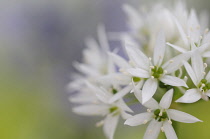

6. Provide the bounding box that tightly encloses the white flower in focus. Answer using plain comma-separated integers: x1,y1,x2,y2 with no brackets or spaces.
72,82,133,139
125,31,189,103
176,53,210,103
125,89,202,139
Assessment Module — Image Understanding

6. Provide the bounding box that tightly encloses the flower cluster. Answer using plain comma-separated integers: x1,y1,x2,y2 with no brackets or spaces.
69,2,210,139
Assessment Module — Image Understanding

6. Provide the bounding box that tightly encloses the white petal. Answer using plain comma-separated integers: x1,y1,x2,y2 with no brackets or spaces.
167,109,202,123
73,62,100,76
116,99,133,113
153,31,166,66
191,52,204,82
73,104,109,116
143,120,162,139
183,61,198,85
97,24,109,52
160,75,188,88
108,52,131,69
127,68,150,78
125,46,150,70
159,89,174,109
166,42,187,53
173,15,188,45
205,71,210,82
86,82,111,103
134,90,159,110
109,85,133,103
176,89,201,103
124,112,153,126
203,51,210,57
142,78,158,104
103,114,120,139
162,52,191,74
163,121,178,139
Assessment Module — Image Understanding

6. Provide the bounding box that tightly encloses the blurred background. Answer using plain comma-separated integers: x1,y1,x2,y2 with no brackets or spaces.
1,0,210,139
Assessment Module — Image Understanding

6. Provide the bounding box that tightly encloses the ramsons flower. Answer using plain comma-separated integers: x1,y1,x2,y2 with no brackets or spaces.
72,82,133,139
125,89,202,139
167,9,210,57
125,31,188,103
176,53,210,103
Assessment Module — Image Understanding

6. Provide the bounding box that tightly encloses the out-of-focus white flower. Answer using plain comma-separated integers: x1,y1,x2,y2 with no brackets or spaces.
125,89,202,139
176,53,210,103
167,9,210,57
125,31,188,103
68,24,115,92
73,82,133,139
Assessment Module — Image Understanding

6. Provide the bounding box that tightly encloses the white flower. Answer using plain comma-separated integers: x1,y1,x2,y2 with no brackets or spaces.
176,52,210,103
167,9,210,57
125,31,189,103
72,82,133,139
125,89,202,139
68,24,116,93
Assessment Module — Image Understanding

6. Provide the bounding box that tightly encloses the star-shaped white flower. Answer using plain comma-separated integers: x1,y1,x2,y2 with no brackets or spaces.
72,82,133,139
125,31,189,103
167,9,210,57
176,52,210,103
125,89,202,139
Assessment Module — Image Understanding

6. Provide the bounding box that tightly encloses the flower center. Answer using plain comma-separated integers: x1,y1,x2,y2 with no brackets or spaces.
112,88,118,94
109,106,120,116
132,76,141,82
153,109,168,122
151,66,164,78
198,79,210,92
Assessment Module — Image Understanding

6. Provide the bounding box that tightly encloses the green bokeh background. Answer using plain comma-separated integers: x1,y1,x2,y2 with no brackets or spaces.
1,0,210,139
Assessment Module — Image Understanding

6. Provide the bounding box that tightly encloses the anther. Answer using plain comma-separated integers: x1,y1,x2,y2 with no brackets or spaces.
96,120,104,127
205,28,209,33
149,57,152,61
143,120,148,124
147,109,151,113
168,120,172,124
169,60,174,63
161,127,164,132
204,63,208,68
151,76,155,79
184,76,188,82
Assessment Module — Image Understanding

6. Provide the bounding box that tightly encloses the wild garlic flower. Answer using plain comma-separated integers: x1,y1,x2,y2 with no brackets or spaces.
125,89,202,139
73,82,133,139
176,53,210,103
125,31,188,103
167,9,210,57
68,24,115,92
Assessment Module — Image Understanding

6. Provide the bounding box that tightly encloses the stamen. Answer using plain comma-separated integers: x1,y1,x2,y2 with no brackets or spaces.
169,60,174,63
161,127,164,132
159,110,163,116
96,120,104,127
200,35,203,39
149,57,152,61
205,28,209,34
187,36,191,40
203,72,206,75
204,63,208,68
196,26,200,30
168,120,172,124
184,76,188,82
147,109,151,113
164,70,167,74
151,76,154,79
150,66,155,69
143,120,148,124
